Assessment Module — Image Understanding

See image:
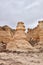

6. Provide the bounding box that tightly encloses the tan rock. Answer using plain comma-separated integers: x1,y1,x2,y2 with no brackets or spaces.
38,21,43,42
27,25,39,42
0,21,43,51
35,21,43,49
6,22,33,51
27,21,43,49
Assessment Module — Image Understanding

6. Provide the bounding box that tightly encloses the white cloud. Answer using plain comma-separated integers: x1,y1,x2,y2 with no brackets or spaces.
25,1,40,10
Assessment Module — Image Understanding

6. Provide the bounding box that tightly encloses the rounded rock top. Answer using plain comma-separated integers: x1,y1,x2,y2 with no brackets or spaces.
16,22,26,31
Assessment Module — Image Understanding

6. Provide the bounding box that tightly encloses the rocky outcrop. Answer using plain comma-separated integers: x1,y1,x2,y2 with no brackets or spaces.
0,21,43,51
27,21,43,50
38,21,43,42
6,22,33,51
0,25,15,51
0,21,43,65
27,25,39,41
35,21,43,50
0,26,11,43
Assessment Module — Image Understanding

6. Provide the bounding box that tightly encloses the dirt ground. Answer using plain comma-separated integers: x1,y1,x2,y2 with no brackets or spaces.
0,51,43,65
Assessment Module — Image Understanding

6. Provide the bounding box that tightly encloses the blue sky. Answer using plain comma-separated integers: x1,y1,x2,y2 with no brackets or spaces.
0,0,43,29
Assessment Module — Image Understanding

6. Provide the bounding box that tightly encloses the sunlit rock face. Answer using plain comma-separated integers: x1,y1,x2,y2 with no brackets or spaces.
27,21,43,49
0,21,43,65
0,25,15,51
0,21,43,51
0,25,15,43
7,22,33,51
27,25,39,41
14,22,27,40
0,25,12,43
38,21,43,42
35,21,43,49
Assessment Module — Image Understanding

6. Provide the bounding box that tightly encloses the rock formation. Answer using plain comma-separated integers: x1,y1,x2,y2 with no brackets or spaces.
0,21,43,51
27,25,40,46
38,21,43,42
35,21,43,49
0,26,13,44
27,21,43,50
6,22,33,51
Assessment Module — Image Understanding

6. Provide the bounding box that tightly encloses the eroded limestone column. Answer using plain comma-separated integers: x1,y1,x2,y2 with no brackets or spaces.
38,21,43,43
6,22,33,51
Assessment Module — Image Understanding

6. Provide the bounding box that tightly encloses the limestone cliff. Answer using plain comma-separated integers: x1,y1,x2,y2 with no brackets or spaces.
0,21,43,51
27,21,43,50
6,22,33,51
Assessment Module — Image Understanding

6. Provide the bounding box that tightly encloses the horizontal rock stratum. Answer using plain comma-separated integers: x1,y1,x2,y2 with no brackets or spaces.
0,21,43,52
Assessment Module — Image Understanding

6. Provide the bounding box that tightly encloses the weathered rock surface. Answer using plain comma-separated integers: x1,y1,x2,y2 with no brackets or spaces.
0,21,43,51
0,21,43,65
27,21,43,49
7,22,33,51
